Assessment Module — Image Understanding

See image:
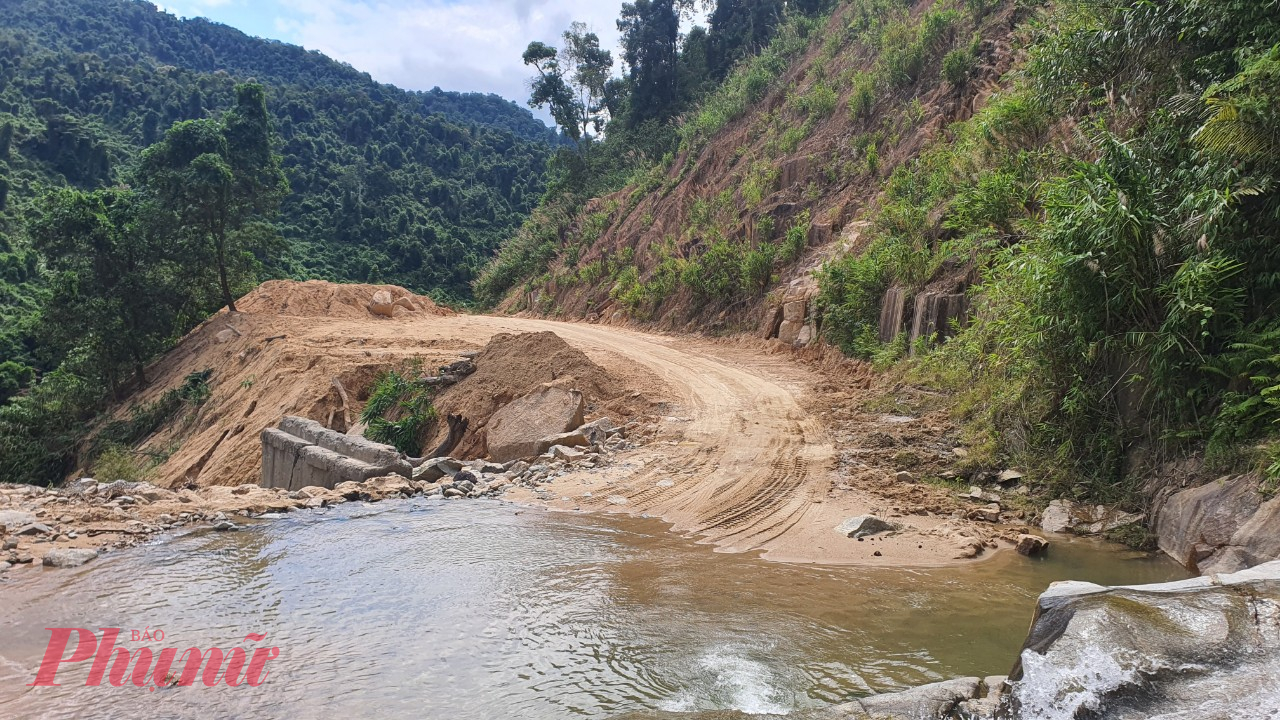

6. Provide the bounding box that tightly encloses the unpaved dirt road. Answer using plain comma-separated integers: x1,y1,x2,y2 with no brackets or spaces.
113,281,1001,567
471,316,993,566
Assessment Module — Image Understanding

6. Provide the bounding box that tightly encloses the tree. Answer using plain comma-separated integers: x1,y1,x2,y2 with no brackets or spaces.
707,0,783,79
524,41,583,142
560,23,614,139
29,187,176,390
618,0,684,127
141,83,287,313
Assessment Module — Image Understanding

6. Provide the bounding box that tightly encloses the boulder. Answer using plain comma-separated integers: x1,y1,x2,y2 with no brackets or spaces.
1010,561,1280,719
0,511,37,529
486,386,586,462
414,457,463,482
42,548,99,568
1015,533,1049,556
541,430,590,451
577,417,617,445
361,474,416,500
836,515,901,539
1155,474,1280,574
332,481,364,500
760,305,783,339
777,320,804,345
368,290,396,317
552,445,586,462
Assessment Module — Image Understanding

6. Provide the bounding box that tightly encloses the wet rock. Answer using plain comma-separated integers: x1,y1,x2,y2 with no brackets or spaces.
42,548,99,568
487,386,586,462
828,677,982,719
1015,533,1049,556
1010,561,1280,719
443,488,465,499
836,515,901,539
213,521,239,532
361,475,415,500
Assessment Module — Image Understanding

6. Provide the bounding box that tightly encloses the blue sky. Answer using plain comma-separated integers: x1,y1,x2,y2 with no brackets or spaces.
157,0,707,112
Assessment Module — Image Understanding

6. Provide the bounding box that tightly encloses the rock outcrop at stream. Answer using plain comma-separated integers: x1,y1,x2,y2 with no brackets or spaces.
627,561,1280,720
1154,474,1280,574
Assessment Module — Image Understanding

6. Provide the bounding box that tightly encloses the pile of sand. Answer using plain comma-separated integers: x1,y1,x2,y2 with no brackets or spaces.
236,280,450,319
430,332,625,457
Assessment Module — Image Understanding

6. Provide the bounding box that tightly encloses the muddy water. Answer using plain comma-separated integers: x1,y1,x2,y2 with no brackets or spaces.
0,500,1188,719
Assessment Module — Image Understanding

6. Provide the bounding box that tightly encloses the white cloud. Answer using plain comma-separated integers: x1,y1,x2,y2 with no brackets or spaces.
274,0,706,108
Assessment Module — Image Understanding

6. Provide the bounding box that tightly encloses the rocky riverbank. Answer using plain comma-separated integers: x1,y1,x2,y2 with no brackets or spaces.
0,415,648,574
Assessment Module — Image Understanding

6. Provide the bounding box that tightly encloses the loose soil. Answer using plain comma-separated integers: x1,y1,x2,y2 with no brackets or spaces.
26,281,1015,569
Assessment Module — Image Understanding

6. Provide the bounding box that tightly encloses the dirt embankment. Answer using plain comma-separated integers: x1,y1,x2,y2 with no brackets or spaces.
8,280,1027,571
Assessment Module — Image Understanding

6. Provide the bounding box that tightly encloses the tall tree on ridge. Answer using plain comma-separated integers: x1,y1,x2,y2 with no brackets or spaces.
141,83,287,313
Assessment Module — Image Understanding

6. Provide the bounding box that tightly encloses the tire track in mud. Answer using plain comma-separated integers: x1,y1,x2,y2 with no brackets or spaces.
466,317,837,560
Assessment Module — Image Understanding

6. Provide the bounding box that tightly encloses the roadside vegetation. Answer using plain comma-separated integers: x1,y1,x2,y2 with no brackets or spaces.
817,0,1280,504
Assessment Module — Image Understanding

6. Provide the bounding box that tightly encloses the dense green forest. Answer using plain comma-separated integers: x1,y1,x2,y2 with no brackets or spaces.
0,0,563,484
485,0,1280,508
0,0,558,380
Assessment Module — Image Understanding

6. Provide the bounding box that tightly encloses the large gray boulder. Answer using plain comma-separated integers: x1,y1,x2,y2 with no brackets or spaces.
486,386,585,462
1009,561,1280,720
1155,474,1280,574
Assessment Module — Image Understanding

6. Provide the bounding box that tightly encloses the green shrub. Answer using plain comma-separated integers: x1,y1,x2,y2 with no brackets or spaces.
362,367,438,457
848,72,877,118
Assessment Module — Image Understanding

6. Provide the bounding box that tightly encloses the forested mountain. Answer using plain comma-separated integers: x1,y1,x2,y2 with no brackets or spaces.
0,0,556,321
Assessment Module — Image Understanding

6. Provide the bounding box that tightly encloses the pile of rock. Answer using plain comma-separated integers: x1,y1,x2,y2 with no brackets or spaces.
413,416,636,500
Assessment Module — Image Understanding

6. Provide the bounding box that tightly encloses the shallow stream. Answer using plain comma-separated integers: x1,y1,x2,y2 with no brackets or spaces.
0,499,1189,719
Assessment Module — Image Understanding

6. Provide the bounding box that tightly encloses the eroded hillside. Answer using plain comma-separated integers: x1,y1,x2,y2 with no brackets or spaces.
497,0,1022,340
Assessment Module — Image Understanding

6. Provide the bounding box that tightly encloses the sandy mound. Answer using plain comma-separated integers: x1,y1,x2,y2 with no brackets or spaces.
237,279,450,319
431,332,626,457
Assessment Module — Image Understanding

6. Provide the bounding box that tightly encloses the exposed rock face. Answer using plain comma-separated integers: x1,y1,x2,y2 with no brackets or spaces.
878,286,910,343
1040,499,1143,535
1155,474,1280,574
908,292,968,352
777,299,808,345
1010,561,1280,720
486,386,585,462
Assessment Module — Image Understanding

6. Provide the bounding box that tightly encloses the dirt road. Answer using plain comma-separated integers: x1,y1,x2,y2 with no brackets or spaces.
116,281,1000,567
463,316,993,566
